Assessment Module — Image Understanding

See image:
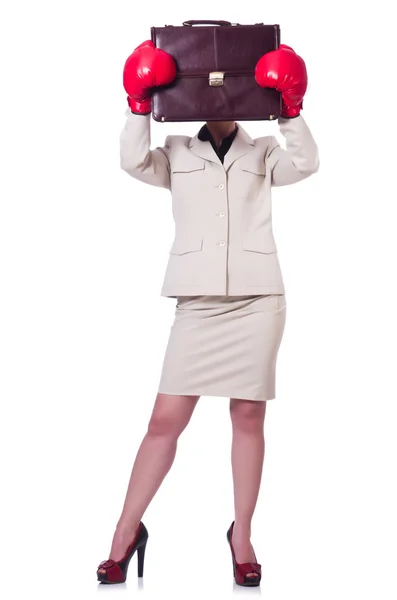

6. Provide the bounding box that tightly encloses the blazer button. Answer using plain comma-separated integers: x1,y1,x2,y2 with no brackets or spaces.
218,184,225,189
219,241,225,247
219,212,225,217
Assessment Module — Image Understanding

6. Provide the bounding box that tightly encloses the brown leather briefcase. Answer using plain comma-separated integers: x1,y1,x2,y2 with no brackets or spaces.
150,19,281,122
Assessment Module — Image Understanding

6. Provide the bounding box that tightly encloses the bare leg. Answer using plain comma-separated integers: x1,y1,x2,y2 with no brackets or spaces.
229,397,267,579
98,392,200,573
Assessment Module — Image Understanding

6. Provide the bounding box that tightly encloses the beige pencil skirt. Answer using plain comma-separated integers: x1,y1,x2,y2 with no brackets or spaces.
157,294,287,401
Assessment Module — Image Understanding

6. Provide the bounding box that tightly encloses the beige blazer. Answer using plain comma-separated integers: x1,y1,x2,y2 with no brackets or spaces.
120,110,319,297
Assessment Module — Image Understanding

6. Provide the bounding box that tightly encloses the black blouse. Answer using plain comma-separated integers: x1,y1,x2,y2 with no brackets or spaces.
197,124,238,164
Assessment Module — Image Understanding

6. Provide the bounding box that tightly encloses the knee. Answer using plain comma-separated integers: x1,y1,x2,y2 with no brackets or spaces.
147,408,188,440
230,399,266,434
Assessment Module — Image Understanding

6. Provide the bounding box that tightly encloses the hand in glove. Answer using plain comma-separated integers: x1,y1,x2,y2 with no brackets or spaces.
123,40,177,114
255,44,307,118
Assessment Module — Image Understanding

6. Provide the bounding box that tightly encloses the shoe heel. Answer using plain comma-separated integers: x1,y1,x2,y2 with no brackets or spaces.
137,540,147,577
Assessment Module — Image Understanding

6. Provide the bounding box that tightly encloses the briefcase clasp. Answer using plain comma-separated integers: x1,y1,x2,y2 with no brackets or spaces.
209,72,225,86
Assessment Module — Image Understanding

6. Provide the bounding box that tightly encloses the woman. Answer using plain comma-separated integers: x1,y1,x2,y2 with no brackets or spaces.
96,39,319,587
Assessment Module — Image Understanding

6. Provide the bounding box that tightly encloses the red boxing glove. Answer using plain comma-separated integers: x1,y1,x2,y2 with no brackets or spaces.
255,44,307,118
123,40,177,114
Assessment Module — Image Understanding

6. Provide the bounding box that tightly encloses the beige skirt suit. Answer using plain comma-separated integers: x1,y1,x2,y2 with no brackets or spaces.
119,110,319,401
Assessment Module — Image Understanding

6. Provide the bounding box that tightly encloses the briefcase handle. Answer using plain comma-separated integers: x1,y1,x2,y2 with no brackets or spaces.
182,20,235,27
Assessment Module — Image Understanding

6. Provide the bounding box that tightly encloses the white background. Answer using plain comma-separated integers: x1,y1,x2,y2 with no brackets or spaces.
1,1,396,598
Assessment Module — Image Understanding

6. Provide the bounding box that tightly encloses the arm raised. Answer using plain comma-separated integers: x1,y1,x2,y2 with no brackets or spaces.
120,110,171,190
266,115,319,187
119,40,176,189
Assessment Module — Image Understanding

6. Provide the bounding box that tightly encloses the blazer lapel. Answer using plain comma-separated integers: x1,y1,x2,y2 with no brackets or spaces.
222,125,255,172
188,124,255,171
188,133,222,166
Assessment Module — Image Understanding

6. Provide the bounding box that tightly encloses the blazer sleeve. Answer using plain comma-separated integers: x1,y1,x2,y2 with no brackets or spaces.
119,109,171,190
266,115,320,187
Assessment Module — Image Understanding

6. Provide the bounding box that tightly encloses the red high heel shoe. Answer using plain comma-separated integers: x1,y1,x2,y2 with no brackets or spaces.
97,521,148,584
226,521,262,587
